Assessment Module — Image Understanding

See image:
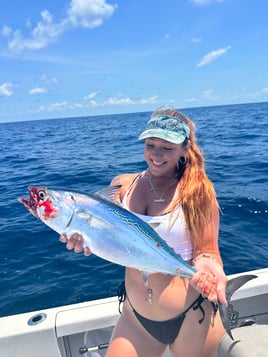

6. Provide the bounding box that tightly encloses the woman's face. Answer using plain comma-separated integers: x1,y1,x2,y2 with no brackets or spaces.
144,138,186,177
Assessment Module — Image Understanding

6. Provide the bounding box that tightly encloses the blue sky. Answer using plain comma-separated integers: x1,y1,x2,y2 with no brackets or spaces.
0,0,268,123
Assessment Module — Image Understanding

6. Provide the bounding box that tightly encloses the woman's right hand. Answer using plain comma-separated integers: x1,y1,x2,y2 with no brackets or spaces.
59,233,92,256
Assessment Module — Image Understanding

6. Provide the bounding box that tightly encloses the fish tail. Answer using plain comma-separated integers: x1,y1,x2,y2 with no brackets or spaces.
219,274,257,340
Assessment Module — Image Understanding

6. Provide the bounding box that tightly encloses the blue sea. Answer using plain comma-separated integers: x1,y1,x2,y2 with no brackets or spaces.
1,102,267,318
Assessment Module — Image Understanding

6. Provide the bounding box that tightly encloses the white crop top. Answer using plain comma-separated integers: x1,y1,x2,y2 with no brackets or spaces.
121,175,193,261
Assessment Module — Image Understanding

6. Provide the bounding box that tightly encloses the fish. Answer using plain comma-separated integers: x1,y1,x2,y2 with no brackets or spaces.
19,186,257,339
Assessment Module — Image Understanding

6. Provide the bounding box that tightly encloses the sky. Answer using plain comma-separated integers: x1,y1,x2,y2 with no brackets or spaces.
0,0,268,123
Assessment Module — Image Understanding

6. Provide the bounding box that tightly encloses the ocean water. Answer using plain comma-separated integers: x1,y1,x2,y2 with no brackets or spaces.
0,102,267,318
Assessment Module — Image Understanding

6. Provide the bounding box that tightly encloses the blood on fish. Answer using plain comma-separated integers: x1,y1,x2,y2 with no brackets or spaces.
38,200,58,219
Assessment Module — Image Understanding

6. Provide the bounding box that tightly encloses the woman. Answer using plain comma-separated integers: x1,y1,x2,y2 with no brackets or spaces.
60,108,227,357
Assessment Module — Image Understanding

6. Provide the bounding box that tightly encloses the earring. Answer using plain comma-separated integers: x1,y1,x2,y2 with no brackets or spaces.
179,156,187,165
176,156,187,171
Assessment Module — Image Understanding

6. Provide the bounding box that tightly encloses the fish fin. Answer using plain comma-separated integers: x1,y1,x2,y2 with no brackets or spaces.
94,185,122,204
76,210,111,229
76,211,92,219
219,274,257,340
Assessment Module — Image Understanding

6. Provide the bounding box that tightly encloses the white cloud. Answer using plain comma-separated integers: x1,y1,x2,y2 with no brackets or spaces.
0,82,13,97
101,95,158,107
1,26,12,37
84,90,100,100
197,46,231,67
35,94,158,115
202,89,215,100
262,88,268,94
191,37,202,43
37,106,46,112
90,100,97,107
29,87,47,95
8,10,66,52
83,94,159,108
139,96,158,104
70,103,84,109
102,96,135,106
184,97,197,103
40,75,58,84
4,0,117,53
49,101,68,111
67,0,117,28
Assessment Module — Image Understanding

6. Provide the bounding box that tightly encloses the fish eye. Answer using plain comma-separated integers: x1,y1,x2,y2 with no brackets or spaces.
38,190,46,200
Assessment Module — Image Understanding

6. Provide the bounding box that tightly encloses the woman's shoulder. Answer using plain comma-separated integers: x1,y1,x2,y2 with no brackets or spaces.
111,173,140,187
111,173,142,201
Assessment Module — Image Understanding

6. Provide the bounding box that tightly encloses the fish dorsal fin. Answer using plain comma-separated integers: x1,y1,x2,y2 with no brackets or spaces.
94,185,122,204
76,210,112,229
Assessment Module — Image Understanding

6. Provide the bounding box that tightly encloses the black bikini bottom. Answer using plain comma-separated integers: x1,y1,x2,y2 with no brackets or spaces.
117,281,216,345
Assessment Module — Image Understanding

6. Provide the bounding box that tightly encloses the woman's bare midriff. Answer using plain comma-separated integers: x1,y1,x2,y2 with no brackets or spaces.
125,266,199,321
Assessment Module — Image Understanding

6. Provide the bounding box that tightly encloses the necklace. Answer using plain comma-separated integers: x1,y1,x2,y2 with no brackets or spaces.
147,285,153,304
147,172,178,203
144,278,153,304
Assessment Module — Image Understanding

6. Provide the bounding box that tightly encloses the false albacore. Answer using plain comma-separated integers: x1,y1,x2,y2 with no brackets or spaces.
19,186,257,339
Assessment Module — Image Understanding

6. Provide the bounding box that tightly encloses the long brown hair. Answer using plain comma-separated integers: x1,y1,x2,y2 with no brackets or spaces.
152,108,217,250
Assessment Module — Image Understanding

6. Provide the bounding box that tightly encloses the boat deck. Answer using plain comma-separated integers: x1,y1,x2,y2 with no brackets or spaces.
0,268,267,357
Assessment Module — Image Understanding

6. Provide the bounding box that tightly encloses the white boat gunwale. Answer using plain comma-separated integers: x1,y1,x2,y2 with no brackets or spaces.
0,268,267,357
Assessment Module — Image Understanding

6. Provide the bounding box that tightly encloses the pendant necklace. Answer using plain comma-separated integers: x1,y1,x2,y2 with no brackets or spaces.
147,172,178,203
147,286,153,304
144,279,153,304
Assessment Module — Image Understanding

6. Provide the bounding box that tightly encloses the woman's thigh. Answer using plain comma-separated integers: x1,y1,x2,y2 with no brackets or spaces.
105,304,167,357
169,300,225,357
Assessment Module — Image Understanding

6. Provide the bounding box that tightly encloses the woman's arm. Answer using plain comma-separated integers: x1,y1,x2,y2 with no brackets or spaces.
193,200,222,264
190,200,227,305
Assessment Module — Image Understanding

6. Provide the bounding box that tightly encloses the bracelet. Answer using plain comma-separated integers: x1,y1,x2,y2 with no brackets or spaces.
193,253,216,264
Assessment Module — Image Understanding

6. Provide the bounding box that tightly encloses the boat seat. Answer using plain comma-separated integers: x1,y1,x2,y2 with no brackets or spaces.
217,324,268,357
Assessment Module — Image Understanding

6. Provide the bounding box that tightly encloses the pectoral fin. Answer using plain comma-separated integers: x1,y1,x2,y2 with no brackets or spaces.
76,210,112,229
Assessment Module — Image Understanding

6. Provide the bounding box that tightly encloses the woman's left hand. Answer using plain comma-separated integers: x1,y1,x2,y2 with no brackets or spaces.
190,256,227,305
59,233,92,256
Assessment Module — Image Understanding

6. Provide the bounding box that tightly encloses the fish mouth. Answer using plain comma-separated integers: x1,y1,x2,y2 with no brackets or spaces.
18,197,39,218
18,187,46,218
